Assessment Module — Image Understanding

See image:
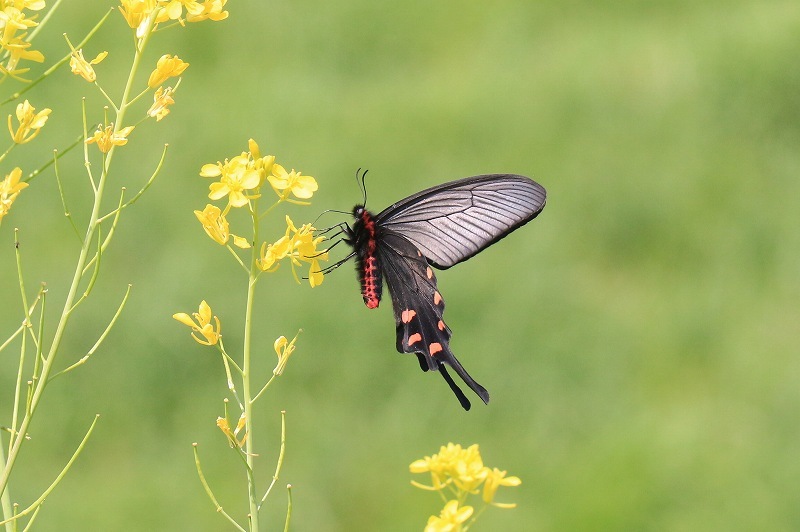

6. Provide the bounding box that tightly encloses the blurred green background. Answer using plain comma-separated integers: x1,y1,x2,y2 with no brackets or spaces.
1,0,798,529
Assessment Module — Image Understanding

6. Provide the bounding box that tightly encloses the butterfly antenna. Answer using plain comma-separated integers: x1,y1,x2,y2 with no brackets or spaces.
355,167,369,207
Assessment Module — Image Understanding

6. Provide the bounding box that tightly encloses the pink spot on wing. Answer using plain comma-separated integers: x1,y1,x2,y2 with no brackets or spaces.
401,309,417,323
433,291,442,305
408,333,422,345
429,343,443,355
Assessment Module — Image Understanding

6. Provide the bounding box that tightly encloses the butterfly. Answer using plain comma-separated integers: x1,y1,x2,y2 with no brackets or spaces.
328,174,546,410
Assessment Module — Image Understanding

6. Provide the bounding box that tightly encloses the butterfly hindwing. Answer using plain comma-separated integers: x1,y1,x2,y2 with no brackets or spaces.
378,229,489,410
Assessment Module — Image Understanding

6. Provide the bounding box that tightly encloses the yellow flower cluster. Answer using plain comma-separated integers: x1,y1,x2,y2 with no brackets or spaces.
0,0,45,78
119,0,227,35
411,443,521,530
257,216,328,287
197,139,327,286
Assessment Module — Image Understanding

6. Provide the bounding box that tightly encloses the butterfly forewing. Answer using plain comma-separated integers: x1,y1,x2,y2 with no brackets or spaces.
376,174,546,269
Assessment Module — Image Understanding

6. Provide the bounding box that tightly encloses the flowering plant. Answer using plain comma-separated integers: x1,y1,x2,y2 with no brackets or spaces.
175,137,326,530
0,1,226,527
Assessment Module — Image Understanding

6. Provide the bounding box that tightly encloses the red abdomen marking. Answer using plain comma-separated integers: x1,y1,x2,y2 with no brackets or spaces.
357,209,382,309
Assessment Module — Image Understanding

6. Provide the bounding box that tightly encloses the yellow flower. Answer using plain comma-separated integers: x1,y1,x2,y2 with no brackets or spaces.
248,138,275,178
0,167,27,222
118,0,158,33
158,0,200,21
1,36,44,75
216,412,246,448
7,100,50,144
410,443,489,493
147,86,176,120
256,216,327,285
257,235,290,272
267,163,318,202
452,444,489,493
202,154,261,208
194,204,229,245
424,500,473,532
69,49,107,82
0,6,39,43
273,331,300,376
148,54,188,88
482,467,521,508
186,0,228,22
85,124,135,153
173,300,221,346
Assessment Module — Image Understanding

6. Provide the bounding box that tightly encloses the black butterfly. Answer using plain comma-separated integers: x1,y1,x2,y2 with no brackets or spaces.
331,174,546,410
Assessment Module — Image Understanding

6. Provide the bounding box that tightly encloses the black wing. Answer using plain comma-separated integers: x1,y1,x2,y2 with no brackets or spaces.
378,229,489,410
375,174,546,269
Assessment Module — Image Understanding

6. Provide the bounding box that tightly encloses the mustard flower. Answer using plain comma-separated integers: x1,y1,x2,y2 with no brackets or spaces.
148,54,188,88
217,413,246,448
69,49,107,83
158,0,201,22
194,203,229,245
118,0,161,35
410,443,471,491
273,332,300,376
452,444,489,493
0,167,27,222
7,100,50,144
247,138,275,179
256,217,327,285
173,300,221,346
186,0,228,22
482,467,521,508
202,154,261,208
284,216,328,285
1,36,44,74
147,85,176,121
0,6,39,43
424,500,473,532
267,163,318,202
257,235,290,272
85,124,135,153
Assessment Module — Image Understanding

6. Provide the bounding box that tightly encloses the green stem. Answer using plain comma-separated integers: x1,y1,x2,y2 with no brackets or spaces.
242,199,261,530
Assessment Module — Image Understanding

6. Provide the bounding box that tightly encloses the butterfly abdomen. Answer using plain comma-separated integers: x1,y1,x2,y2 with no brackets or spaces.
352,206,383,309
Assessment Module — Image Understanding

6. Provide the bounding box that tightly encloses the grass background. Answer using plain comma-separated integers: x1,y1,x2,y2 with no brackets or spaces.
1,0,799,529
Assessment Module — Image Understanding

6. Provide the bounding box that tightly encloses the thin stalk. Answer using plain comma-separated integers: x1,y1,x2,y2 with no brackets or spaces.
193,444,246,532
242,198,261,530
258,410,287,509
283,484,293,532
0,442,10,532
